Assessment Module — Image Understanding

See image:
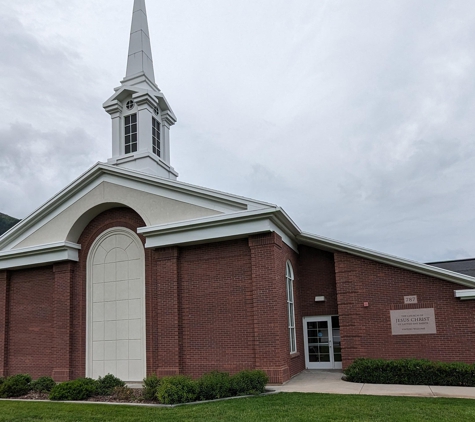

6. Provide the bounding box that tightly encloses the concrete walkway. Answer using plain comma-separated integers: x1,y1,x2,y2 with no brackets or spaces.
271,370,475,399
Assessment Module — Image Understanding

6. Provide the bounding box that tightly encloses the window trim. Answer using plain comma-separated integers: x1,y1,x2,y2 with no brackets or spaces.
124,113,138,154
286,261,297,354
152,117,161,158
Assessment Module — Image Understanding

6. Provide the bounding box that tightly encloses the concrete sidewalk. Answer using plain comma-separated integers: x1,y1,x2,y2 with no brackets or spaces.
271,370,475,399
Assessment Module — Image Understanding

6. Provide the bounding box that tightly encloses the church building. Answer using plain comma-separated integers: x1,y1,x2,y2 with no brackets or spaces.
1,0,475,384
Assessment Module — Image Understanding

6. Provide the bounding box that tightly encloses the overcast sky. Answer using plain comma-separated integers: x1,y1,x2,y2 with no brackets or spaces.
1,0,475,263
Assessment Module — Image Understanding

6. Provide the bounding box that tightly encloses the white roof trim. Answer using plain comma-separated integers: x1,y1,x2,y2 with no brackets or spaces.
138,208,301,252
0,242,81,270
298,232,475,289
0,163,277,251
454,290,475,300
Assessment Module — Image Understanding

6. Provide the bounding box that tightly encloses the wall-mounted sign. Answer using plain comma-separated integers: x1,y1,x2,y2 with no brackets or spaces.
404,295,418,304
390,308,436,335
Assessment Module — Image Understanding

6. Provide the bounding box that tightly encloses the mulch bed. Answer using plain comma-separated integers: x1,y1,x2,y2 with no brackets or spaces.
15,388,157,404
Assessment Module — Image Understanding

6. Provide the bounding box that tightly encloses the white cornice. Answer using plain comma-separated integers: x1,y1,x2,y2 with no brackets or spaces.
454,290,475,300
138,208,301,251
0,242,81,270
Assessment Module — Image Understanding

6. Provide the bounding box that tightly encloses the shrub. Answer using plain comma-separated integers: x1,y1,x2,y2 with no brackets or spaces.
31,376,56,393
143,374,161,401
96,374,125,396
230,370,268,396
197,371,231,401
156,375,198,404
344,358,475,386
49,378,97,401
0,374,32,398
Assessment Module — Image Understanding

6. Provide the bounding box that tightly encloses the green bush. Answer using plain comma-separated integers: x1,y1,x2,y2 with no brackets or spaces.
230,370,269,396
0,374,32,398
31,376,56,393
96,374,125,396
345,358,475,386
143,374,161,401
156,375,198,404
49,378,97,401
197,371,231,401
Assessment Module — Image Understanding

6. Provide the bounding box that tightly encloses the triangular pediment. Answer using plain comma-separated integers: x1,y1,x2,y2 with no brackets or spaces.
0,163,277,253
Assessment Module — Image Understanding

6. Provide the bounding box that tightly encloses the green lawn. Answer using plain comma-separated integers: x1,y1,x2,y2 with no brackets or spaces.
0,393,474,422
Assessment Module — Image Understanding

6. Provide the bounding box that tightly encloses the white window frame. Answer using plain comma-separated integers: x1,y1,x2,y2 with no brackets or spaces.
124,113,138,154
152,117,161,157
286,261,297,354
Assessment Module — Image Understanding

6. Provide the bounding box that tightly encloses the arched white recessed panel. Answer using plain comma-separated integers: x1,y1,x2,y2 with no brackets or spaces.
86,227,146,382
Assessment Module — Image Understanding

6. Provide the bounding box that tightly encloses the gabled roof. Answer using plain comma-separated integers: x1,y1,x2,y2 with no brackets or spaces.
0,162,277,253
1,162,475,292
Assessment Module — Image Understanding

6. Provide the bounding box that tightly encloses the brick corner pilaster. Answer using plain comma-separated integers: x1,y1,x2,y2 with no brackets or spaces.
147,247,180,377
0,271,10,377
52,262,74,382
249,232,283,249
249,232,288,378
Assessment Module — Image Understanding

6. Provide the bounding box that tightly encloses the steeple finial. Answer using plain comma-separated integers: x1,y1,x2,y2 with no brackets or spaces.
126,0,155,83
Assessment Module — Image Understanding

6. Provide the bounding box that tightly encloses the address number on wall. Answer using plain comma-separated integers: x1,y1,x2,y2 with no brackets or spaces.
404,295,418,304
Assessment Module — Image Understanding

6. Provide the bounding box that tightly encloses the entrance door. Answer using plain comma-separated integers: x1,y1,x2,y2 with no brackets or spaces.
303,316,342,369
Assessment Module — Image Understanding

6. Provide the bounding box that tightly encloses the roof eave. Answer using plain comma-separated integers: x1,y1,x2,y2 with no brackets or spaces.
298,232,475,289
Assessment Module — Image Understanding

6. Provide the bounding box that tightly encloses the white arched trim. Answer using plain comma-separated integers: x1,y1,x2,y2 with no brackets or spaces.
86,227,146,381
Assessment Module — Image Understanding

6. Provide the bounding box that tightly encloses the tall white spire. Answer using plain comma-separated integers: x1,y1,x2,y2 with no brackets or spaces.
103,0,178,180
126,0,155,83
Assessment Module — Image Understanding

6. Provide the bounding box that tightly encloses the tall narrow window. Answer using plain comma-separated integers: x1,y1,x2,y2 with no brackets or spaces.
152,118,161,157
125,114,138,154
286,262,297,354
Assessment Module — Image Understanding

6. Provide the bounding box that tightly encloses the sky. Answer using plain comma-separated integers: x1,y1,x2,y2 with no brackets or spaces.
1,0,475,263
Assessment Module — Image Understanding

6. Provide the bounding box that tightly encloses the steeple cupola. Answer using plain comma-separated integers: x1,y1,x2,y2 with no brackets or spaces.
103,0,178,179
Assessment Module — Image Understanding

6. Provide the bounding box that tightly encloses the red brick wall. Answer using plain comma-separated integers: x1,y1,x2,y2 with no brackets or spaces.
335,252,475,368
151,247,180,377
0,271,10,377
52,262,74,381
7,267,55,378
299,246,338,317
178,239,255,378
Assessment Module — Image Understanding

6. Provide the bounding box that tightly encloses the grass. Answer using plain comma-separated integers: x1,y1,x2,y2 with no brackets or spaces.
0,393,474,422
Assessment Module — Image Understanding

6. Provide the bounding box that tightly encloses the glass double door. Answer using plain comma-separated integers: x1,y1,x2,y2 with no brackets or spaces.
303,316,342,369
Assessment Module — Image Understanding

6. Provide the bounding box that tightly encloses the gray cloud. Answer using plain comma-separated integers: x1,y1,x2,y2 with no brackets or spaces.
2,0,475,262
0,123,97,217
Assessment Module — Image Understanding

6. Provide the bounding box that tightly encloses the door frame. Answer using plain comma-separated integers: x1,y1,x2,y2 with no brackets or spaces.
303,316,342,370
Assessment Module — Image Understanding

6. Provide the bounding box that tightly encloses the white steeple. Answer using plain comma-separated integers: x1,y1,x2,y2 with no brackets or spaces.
126,0,155,83
103,0,178,179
